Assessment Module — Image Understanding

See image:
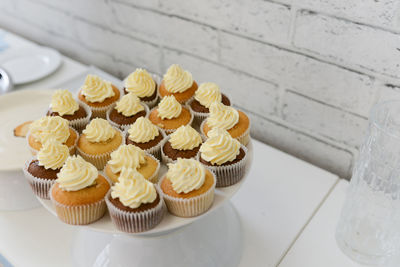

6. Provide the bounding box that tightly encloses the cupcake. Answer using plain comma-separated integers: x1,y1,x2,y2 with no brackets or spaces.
124,68,159,108
47,89,91,132
50,155,110,225
201,102,250,146
125,117,165,159
27,116,78,156
77,118,123,170
149,95,193,134
77,74,121,118
159,64,198,103
198,128,247,187
104,144,160,184
159,158,215,217
161,125,202,164
106,93,149,130
188,82,231,126
23,139,69,199
105,168,165,233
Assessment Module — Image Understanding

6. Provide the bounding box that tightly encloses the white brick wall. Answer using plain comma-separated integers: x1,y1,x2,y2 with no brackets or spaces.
1,0,400,179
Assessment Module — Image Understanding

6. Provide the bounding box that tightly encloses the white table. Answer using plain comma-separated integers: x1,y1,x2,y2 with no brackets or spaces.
0,29,346,267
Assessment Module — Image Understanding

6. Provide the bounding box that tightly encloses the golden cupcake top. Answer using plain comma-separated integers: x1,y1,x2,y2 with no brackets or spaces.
200,128,240,165
157,96,182,119
115,93,145,117
57,155,98,191
163,64,193,93
194,82,222,108
29,116,70,144
37,139,69,170
111,168,157,209
207,102,239,130
108,144,146,174
81,74,115,103
166,158,205,194
169,125,202,150
50,89,79,116
124,68,156,97
128,117,160,143
83,118,116,143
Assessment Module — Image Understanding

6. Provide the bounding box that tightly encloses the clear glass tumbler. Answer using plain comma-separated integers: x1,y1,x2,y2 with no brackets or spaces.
336,101,400,265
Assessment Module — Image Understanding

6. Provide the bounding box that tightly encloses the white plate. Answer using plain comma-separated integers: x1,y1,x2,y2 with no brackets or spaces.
0,89,54,171
2,46,61,84
39,142,253,237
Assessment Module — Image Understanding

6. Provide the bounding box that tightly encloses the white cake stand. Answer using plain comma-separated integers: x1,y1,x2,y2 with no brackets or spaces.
38,142,253,266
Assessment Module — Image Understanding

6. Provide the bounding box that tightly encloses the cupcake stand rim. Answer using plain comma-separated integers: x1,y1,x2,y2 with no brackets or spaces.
37,140,253,238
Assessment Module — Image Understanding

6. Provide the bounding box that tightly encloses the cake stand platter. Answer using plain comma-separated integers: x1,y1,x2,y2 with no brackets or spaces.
38,142,253,267
0,89,55,210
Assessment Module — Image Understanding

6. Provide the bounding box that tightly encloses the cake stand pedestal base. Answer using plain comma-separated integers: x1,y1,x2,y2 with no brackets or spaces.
0,170,40,210
72,201,243,267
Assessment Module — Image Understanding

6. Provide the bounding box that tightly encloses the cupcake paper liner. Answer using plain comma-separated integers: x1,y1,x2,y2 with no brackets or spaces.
160,136,198,164
78,86,122,119
158,172,216,217
197,144,248,187
149,105,194,135
49,183,108,225
22,158,56,200
68,102,92,133
105,187,166,233
187,98,209,128
106,103,150,130
77,128,125,170
27,127,79,156
123,128,166,161
200,118,250,146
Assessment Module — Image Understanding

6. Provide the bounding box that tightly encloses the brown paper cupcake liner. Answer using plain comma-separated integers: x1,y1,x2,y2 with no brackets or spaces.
105,187,166,233
160,136,198,164
68,102,92,133
123,128,166,161
27,127,79,156
197,144,248,187
22,158,56,199
77,128,125,170
149,105,194,135
106,103,150,130
200,119,250,146
158,172,216,217
49,183,108,225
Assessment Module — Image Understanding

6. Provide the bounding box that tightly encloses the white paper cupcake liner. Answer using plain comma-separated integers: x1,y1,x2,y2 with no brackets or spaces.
49,183,108,225
22,158,57,199
200,119,250,146
124,128,166,161
105,187,166,233
27,127,79,156
158,172,216,217
77,128,125,170
197,144,248,187
68,102,92,133
149,105,194,135
106,103,150,130
160,136,199,164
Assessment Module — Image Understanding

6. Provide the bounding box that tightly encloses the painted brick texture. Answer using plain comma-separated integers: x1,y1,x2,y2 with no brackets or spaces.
1,0,400,179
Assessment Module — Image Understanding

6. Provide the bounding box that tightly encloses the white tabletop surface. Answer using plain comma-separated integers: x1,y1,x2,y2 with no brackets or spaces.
0,29,345,267
279,179,367,267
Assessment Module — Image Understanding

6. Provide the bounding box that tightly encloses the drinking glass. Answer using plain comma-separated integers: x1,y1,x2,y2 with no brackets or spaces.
336,101,400,265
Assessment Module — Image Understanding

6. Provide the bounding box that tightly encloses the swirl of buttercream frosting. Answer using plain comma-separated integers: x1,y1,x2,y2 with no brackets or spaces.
163,64,193,93
194,82,222,108
29,116,70,144
207,102,239,130
124,68,156,97
128,117,160,143
166,158,205,194
108,144,146,174
169,125,202,150
83,118,116,143
115,93,145,117
157,96,182,119
81,74,115,103
50,89,79,116
37,139,69,170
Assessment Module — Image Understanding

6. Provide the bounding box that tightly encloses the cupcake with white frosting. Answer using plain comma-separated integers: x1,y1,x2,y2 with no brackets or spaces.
159,64,198,104
106,93,149,129
159,158,216,217
105,168,165,233
47,89,91,132
50,155,110,225
123,68,159,108
77,74,121,118
23,139,70,199
198,128,247,187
